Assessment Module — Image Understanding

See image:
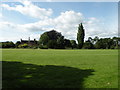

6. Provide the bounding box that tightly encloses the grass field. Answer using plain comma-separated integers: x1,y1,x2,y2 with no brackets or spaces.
2,49,118,88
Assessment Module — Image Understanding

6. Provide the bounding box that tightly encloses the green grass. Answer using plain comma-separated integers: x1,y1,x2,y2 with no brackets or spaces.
2,49,118,88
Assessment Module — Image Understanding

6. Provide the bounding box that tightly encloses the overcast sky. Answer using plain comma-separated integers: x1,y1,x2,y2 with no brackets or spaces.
0,0,118,42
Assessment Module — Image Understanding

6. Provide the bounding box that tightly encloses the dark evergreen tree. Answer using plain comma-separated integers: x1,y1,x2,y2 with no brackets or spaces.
77,23,85,49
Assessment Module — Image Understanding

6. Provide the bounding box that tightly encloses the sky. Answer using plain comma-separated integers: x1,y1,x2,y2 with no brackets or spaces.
0,0,118,43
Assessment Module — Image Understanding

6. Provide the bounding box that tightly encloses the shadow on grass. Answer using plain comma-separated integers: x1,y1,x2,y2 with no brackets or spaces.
2,61,94,89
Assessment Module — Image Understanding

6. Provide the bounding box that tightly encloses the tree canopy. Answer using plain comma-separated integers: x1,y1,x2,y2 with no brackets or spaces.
39,30,65,49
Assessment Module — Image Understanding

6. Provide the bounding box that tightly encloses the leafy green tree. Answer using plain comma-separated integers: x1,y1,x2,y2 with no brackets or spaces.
93,36,99,44
94,39,105,49
94,38,110,49
83,41,94,49
64,39,71,49
39,32,49,46
57,36,65,49
94,38,116,49
106,38,113,49
47,30,62,40
88,37,94,44
70,40,77,49
77,23,85,49
39,30,64,49
15,41,21,48
2,41,15,48
47,40,57,49
112,37,120,49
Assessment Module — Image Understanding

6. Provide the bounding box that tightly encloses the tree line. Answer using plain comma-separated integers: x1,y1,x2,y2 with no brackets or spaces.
0,23,120,49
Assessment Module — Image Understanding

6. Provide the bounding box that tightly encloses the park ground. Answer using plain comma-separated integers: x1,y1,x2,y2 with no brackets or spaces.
1,49,118,88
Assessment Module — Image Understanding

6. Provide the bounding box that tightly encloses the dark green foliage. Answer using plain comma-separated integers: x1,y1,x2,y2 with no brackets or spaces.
47,30,62,40
88,37,94,44
77,23,85,49
93,36,99,44
83,37,95,49
39,32,49,46
1,41,15,48
93,37,120,49
39,30,65,49
82,36,120,49
64,39,71,48
47,40,57,49
39,44,48,49
112,37,120,49
57,36,65,49
95,38,112,49
0,42,2,48
70,40,77,49
94,40,103,49
83,41,94,49
15,41,21,48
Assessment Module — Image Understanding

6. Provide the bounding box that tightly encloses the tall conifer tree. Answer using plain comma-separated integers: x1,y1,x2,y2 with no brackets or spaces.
77,23,85,49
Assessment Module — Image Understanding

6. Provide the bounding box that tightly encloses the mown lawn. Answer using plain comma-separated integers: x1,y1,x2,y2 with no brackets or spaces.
2,49,118,88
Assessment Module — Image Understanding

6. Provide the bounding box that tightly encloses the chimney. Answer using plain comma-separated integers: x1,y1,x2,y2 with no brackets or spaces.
28,37,30,43
21,39,22,42
28,37,30,41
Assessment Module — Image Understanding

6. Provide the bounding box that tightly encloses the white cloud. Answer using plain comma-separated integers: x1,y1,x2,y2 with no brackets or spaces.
0,13,2,18
52,11,83,39
0,1,118,42
0,10,84,41
46,0,53,2
0,12,4,21
84,17,118,40
0,10,118,42
1,0,119,2
2,0,53,19
0,22,16,30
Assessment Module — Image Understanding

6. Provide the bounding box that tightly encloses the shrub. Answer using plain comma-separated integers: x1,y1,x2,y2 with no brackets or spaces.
18,44,29,48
